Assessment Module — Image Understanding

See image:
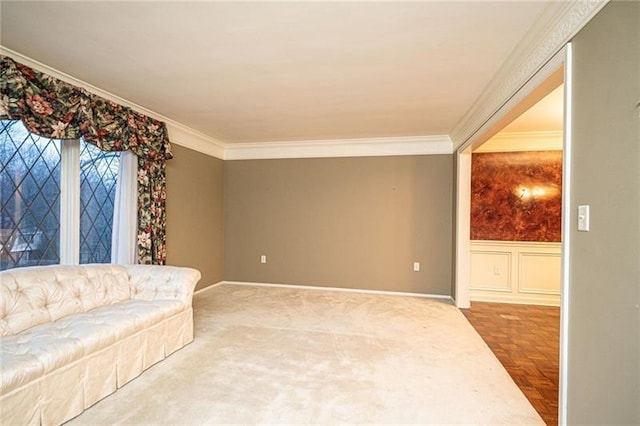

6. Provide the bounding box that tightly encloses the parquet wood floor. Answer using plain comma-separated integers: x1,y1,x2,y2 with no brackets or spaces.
461,302,560,426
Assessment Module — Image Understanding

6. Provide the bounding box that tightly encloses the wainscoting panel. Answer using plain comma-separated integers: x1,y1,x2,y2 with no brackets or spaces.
470,241,561,306
519,251,561,295
469,251,512,292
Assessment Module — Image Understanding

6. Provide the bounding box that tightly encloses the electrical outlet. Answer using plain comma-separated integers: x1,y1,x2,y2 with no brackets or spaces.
493,266,501,275
413,262,420,272
260,255,267,264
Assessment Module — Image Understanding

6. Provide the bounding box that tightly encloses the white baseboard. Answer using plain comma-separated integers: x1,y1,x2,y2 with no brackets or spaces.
470,293,560,307
194,281,225,295
220,280,454,302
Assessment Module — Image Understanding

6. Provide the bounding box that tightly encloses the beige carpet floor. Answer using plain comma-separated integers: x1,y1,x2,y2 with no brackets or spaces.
67,283,543,425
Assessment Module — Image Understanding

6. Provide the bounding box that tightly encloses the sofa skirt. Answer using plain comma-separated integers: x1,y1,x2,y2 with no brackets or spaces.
0,308,193,425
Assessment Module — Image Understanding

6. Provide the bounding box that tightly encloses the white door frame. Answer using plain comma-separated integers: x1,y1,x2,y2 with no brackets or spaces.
453,45,572,424
454,148,472,309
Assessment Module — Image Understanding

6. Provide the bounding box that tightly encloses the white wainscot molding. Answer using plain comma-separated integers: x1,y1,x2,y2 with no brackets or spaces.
470,240,561,306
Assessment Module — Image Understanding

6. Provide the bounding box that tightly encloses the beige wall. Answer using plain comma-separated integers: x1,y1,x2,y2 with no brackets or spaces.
165,144,224,290
568,1,639,423
451,153,458,299
223,155,453,295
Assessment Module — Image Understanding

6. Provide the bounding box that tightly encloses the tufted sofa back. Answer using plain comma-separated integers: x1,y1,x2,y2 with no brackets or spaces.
0,264,131,337
127,264,198,306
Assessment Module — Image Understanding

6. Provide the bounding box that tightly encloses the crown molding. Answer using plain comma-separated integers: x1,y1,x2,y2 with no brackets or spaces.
165,125,225,159
223,135,453,160
473,131,563,153
450,0,608,150
0,46,227,159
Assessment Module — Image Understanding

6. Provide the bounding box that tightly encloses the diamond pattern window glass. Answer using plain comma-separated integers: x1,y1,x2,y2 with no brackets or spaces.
1,120,61,269
0,120,121,270
79,141,119,264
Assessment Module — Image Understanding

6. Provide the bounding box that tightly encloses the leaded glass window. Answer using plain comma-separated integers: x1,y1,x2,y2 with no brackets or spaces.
1,120,61,269
0,120,120,270
80,141,119,264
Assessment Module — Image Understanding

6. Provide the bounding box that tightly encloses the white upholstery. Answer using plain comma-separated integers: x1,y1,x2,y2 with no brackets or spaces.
0,264,200,425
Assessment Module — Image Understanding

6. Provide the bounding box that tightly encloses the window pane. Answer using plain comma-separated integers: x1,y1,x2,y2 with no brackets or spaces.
79,140,119,264
0,120,61,270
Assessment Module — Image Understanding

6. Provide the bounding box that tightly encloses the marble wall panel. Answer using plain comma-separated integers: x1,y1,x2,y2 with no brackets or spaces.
471,151,562,242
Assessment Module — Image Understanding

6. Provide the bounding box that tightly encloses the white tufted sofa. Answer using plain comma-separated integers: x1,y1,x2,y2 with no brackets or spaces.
0,263,201,425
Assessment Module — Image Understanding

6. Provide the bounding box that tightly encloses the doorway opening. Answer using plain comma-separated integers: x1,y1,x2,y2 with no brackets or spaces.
455,47,571,425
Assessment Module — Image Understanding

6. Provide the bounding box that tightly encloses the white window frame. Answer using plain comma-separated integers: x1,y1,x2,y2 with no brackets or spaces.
60,139,80,264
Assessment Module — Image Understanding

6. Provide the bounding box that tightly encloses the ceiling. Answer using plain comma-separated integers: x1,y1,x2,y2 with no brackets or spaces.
1,1,553,145
502,84,564,133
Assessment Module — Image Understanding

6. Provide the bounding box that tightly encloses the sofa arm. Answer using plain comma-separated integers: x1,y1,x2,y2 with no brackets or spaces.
126,265,201,307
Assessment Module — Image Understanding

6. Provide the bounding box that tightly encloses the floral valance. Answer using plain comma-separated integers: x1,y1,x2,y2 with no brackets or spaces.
0,55,171,265
0,55,172,161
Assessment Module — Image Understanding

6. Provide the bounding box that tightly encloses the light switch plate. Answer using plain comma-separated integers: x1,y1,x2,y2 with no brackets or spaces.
578,205,590,232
